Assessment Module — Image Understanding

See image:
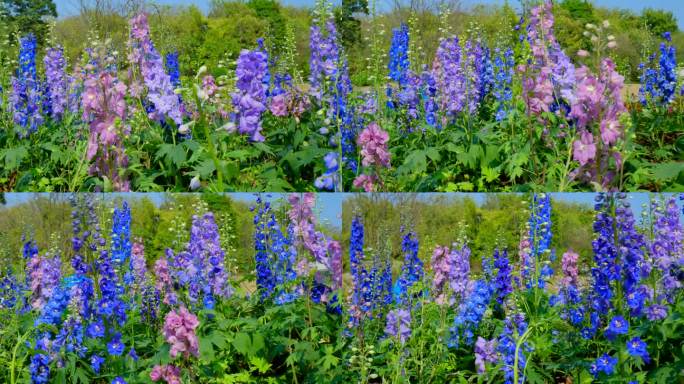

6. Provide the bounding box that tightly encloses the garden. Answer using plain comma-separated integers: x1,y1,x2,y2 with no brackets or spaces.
0,192,682,383
0,0,682,192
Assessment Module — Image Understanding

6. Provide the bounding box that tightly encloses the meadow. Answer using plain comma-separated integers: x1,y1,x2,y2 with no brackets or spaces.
0,0,682,192
0,192,682,383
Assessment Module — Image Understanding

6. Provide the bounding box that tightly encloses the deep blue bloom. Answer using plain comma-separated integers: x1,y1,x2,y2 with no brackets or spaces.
11,33,43,137
30,353,51,384
128,347,139,362
396,230,423,305
90,354,105,374
493,48,515,121
107,333,125,356
590,353,617,378
493,248,513,304
449,279,493,348
627,337,650,363
111,377,127,384
497,314,528,384
253,197,276,298
605,315,629,340
87,319,105,338
165,52,181,88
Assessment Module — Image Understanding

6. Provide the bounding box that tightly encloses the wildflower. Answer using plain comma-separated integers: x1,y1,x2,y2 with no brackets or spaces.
107,333,125,356
111,377,127,384
627,337,650,363
151,364,182,384
91,354,105,374
573,131,596,166
605,315,628,340
44,46,68,120
128,14,183,127
396,230,422,305
590,353,617,377
11,34,43,137
450,279,492,348
385,308,411,343
474,337,498,374
498,314,528,384
315,152,340,191
232,49,269,142
162,307,200,359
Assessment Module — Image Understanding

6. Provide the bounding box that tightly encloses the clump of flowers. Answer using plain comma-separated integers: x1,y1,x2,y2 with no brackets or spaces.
353,122,391,192
150,364,182,384
162,307,200,358
11,34,43,137
384,308,411,344
82,70,130,191
128,13,183,128
43,46,68,120
639,32,678,106
232,49,269,142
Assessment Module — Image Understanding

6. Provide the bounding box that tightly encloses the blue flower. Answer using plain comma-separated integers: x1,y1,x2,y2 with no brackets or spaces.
29,353,51,384
128,347,139,362
627,337,650,363
87,319,105,338
111,377,127,384
590,353,617,378
90,354,104,374
107,333,125,356
605,315,629,340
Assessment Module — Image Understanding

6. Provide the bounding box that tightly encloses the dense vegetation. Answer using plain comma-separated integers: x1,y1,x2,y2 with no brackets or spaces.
0,192,682,383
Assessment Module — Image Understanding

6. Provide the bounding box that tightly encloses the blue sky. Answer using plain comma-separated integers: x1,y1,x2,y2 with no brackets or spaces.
53,0,684,29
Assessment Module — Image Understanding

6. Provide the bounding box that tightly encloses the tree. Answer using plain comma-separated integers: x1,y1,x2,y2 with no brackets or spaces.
0,0,57,42
335,0,368,50
641,8,678,36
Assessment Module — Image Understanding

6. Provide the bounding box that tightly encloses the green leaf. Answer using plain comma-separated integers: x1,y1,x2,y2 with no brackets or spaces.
156,143,186,167
425,147,441,162
2,145,28,170
232,332,252,356
249,356,272,374
200,335,215,361
652,162,684,181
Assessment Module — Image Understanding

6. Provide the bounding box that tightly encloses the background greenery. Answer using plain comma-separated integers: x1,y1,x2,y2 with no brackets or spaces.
0,0,682,85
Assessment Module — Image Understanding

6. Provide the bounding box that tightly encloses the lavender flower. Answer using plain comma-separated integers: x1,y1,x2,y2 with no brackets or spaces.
233,49,269,142
43,46,68,120
385,308,411,343
474,337,498,374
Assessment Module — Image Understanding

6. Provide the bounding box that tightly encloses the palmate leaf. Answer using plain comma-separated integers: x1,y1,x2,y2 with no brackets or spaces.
155,143,187,167
2,145,28,170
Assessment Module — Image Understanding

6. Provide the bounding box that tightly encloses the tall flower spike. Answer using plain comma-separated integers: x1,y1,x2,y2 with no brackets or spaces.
232,49,269,142
11,34,43,137
44,46,68,120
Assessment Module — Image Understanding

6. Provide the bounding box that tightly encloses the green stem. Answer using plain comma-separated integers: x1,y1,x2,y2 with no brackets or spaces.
513,324,535,384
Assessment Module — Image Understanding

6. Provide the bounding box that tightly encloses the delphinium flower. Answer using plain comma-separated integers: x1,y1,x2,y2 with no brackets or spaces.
128,13,183,128
604,314,628,341
384,308,411,344
151,364,182,384
615,196,648,315
82,70,130,191
232,48,269,142
431,245,454,304
126,241,147,291
639,32,678,106
396,229,422,305
497,313,528,384
162,306,199,358
269,219,299,305
420,66,439,128
43,46,68,120
492,48,515,121
551,250,583,324
154,257,177,305
29,354,51,384
309,20,340,103
587,193,619,327
386,23,421,128
165,52,181,89
111,202,132,267
353,122,391,192
568,58,626,186
432,36,466,123
347,215,367,329
650,196,683,303
253,197,276,298
27,250,62,311
590,353,617,378
315,152,340,191
188,213,233,304
493,248,513,305
0,269,24,310
519,1,575,118
449,279,493,348
474,336,498,374
11,34,43,137
626,337,650,363
69,193,103,275
111,377,127,384
522,194,554,290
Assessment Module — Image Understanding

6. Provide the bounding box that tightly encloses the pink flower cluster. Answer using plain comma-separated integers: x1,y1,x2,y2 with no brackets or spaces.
561,250,580,287
269,91,309,121
150,364,181,384
353,122,391,192
569,59,625,184
287,193,343,292
162,307,200,359
82,71,130,191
